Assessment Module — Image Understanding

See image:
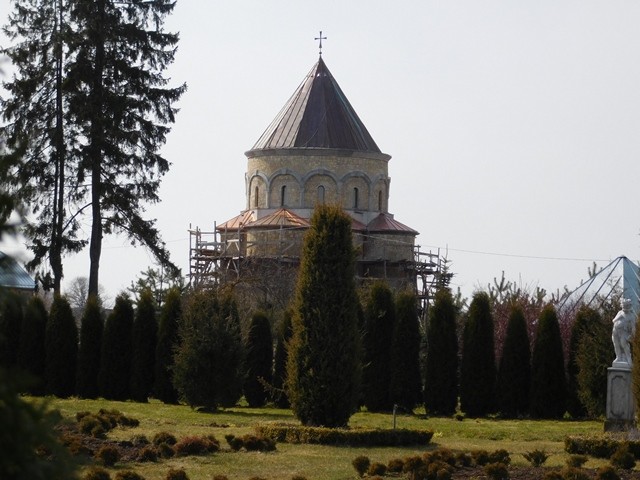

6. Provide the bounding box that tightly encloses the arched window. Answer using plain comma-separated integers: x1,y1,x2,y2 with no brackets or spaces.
280,185,286,207
353,187,359,209
317,185,325,204
254,186,259,208
378,190,383,211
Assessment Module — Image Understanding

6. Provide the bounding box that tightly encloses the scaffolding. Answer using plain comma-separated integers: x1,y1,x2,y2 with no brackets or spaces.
188,224,443,317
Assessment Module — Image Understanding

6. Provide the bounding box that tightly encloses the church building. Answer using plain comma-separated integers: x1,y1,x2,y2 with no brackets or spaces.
190,54,438,305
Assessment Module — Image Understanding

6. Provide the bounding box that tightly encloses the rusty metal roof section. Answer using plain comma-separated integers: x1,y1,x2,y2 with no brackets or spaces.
216,210,255,231
246,208,311,229
251,57,382,153
367,213,419,235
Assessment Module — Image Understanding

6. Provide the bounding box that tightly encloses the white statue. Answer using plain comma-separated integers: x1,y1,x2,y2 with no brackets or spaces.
612,298,635,366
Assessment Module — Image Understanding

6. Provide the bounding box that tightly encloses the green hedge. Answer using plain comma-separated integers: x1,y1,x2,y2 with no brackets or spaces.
565,436,640,459
254,423,433,447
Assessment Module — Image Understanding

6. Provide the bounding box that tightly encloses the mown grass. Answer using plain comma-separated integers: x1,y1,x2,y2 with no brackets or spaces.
43,397,605,480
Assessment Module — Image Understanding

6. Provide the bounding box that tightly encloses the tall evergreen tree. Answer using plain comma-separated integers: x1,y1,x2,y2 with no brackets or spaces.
460,292,496,417
1,0,85,293
0,291,24,368
130,289,157,402
566,306,599,418
44,295,77,397
286,204,361,427
389,290,422,411
172,289,244,410
272,308,293,408
17,296,48,395
243,311,273,407
362,281,396,412
76,295,103,399
495,303,531,417
424,288,459,416
530,304,566,418
154,286,181,404
99,294,133,401
66,0,186,296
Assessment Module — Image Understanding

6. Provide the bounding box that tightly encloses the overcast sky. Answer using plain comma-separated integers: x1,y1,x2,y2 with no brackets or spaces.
2,1,640,304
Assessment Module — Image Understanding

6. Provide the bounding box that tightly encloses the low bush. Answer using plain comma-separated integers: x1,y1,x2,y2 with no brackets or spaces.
427,460,454,480
157,442,175,458
61,432,94,457
137,446,159,462
596,465,621,480
83,467,112,480
387,457,404,473
455,452,473,467
95,445,120,467
610,443,635,470
174,436,219,456
114,471,145,480
543,470,564,480
130,434,150,447
368,462,387,476
565,436,640,459
224,433,275,452
165,469,189,480
352,455,370,477
471,449,490,466
489,449,511,465
485,462,509,480
523,449,549,467
561,466,590,480
254,423,433,446
566,455,588,468
153,431,177,446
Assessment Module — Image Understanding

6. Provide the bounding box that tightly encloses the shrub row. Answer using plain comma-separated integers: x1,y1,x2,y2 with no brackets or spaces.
254,423,433,446
565,436,640,459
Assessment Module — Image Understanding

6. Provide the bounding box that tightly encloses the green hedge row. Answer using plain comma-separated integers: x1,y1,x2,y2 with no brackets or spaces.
565,436,640,459
254,423,433,447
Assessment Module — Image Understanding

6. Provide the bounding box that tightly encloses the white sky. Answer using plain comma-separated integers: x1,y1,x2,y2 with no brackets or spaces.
2,1,640,304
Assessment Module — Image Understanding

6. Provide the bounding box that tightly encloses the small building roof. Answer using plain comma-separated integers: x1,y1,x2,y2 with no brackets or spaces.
367,213,419,235
216,211,255,231
0,251,36,291
250,57,382,153
245,208,310,229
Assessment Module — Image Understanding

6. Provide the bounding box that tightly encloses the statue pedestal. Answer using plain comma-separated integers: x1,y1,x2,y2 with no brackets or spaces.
605,364,636,432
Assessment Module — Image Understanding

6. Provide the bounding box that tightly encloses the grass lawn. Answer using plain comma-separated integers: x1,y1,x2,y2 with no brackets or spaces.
44,397,606,480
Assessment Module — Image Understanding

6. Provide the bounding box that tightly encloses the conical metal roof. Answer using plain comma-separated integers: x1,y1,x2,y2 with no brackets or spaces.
251,57,381,152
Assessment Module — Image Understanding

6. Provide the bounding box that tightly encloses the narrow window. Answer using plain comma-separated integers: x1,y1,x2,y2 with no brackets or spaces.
254,186,259,208
353,187,359,209
280,185,286,207
317,185,325,204
378,190,383,211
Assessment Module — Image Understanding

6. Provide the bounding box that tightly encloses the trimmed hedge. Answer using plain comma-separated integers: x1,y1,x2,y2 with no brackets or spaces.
565,436,640,459
254,423,433,446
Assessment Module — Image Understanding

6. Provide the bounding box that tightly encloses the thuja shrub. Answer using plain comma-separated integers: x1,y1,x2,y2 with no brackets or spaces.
165,468,189,480
45,295,78,397
83,467,112,480
174,436,219,456
95,445,120,467
352,455,370,477
130,289,157,403
153,431,177,446
254,423,433,446
99,294,134,401
485,463,509,480
243,310,273,408
224,434,275,452
154,287,182,404
76,295,104,399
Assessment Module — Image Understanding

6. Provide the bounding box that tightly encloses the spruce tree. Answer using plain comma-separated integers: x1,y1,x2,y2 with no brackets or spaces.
530,304,566,418
389,290,422,411
17,296,48,395
99,294,133,401
76,295,103,399
495,303,531,417
66,0,185,296
44,295,77,397
0,292,24,368
424,288,459,416
272,309,293,408
566,306,599,418
130,289,157,402
154,287,181,404
460,291,496,417
362,280,397,412
243,311,273,407
286,204,361,427
173,289,243,410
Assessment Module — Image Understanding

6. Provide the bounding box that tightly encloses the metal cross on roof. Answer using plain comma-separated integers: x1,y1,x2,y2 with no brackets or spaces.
315,31,327,55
